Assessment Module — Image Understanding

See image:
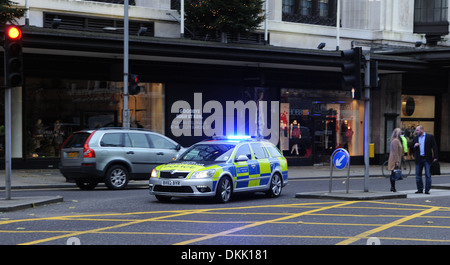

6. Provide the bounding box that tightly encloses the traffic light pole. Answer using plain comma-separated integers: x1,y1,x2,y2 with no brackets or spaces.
123,0,130,129
4,87,12,200
3,25,23,200
363,53,371,192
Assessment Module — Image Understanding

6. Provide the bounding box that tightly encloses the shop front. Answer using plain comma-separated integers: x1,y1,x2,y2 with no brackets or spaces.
163,79,364,167
2,26,448,169
0,75,166,167
0,67,366,168
279,88,364,165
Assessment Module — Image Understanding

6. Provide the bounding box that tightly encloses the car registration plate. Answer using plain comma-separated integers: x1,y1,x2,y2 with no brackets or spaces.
68,152,78,158
162,180,181,186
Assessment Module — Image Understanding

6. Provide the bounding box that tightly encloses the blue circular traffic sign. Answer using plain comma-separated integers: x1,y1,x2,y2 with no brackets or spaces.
332,149,349,170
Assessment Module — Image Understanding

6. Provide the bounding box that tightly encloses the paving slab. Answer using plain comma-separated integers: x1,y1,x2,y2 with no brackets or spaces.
400,189,450,199
0,196,63,212
295,190,407,200
431,183,450,190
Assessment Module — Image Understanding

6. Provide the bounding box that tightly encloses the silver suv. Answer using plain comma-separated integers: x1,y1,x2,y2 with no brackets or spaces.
59,128,184,190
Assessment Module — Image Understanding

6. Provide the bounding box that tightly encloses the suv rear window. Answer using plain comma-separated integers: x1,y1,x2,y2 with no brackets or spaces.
63,132,91,148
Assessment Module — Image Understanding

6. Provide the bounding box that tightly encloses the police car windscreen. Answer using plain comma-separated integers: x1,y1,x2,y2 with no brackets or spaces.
179,144,235,162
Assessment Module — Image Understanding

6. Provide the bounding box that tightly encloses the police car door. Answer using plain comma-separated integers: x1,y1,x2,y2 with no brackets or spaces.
250,142,271,188
233,143,259,191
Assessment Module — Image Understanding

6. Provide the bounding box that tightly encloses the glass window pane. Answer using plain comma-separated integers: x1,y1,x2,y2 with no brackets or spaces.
100,133,123,147
125,133,150,148
401,95,435,119
250,143,268,159
24,78,165,158
235,144,252,160
148,134,175,149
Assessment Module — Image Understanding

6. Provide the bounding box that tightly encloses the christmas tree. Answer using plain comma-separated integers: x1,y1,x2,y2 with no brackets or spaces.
0,0,26,25
185,0,265,41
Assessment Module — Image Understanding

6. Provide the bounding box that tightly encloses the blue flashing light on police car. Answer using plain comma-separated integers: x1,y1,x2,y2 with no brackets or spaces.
225,135,253,140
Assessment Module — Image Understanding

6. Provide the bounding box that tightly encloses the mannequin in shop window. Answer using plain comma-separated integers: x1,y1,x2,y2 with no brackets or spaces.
31,119,44,158
341,120,353,151
53,120,64,157
290,120,301,155
33,119,44,149
280,120,289,152
345,125,354,150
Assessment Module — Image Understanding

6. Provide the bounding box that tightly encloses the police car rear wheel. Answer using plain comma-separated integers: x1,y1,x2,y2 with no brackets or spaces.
267,173,282,198
215,177,232,203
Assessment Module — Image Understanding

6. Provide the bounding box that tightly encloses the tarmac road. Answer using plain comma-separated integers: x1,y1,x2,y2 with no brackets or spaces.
1,174,450,246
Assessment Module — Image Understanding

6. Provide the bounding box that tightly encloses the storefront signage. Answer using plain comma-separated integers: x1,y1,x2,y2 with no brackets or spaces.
170,93,280,145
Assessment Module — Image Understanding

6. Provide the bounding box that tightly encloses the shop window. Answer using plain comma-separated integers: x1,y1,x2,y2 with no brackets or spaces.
401,95,436,160
24,78,165,159
280,88,364,165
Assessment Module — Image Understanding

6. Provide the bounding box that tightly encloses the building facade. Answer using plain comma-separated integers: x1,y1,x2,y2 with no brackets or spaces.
1,0,449,168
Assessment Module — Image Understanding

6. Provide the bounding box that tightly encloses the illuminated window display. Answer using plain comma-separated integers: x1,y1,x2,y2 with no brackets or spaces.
401,95,436,159
23,78,165,159
280,88,364,165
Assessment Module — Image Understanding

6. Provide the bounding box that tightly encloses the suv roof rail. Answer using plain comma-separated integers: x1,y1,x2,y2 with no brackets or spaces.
97,127,154,132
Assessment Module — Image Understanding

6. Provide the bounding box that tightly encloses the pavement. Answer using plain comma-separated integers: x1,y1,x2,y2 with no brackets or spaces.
0,162,449,211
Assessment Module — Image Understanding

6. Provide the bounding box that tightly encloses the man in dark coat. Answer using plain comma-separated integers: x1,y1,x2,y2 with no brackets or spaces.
413,126,438,194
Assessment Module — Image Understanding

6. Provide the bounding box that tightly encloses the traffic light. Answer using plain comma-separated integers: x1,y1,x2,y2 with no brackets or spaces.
341,47,362,100
128,74,141,95
3,25,23,87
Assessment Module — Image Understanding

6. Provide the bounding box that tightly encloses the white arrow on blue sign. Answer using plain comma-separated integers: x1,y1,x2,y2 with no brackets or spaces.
333,149,349,170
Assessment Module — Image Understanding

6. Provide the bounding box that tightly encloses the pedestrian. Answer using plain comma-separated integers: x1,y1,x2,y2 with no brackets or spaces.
388,128,403,192
413,126,438,194
400,130,408,157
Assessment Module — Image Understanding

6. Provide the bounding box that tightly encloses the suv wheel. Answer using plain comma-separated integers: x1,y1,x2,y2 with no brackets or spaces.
105,165,129,190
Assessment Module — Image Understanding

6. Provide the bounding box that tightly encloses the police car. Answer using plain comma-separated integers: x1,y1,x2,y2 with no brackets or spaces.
149,136,288,203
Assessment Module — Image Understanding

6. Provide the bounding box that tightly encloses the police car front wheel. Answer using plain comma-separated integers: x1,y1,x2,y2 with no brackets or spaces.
215,176,232,203
266,173,282,198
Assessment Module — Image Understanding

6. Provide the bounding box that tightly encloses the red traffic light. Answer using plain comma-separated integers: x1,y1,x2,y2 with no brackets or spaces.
6,26,22,40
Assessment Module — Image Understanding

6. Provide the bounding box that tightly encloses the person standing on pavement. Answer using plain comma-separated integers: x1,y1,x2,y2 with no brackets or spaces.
413,126,438,194
400,130,408,157
388,128,404,192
